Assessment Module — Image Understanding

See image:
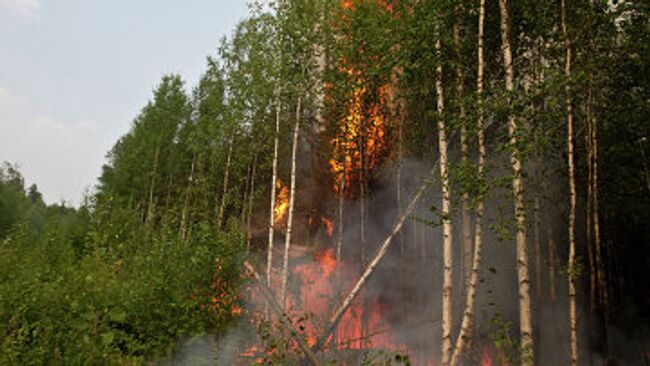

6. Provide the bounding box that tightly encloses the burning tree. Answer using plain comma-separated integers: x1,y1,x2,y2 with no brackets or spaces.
230,0,643,365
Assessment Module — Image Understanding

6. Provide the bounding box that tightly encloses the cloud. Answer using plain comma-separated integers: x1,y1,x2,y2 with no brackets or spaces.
0,85,26,108
0,0,41,22
0,85,107,206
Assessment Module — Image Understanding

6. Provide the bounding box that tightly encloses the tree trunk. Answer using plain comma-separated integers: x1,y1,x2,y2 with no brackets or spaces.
335,174,344,347
592,102,610,356
534,195,542,302
146,145,160,225
450,2,485,362
454,6,473,293
561,1,579,364
217,133,234,228
586,89,597,315
309,181,428,354
241,165,251,224
498,1,534,364
592,112,607,313
164,173,173,213
247,154,258,250
436,26,454,366
180,155,196,240
336,142,345,280
267,97,282,289
281,96,301,309
358,107,369,350
244,261,322,366
397,107,404,255
548,223,557,302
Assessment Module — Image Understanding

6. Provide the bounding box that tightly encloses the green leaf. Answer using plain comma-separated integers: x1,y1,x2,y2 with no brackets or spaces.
108,308,127,323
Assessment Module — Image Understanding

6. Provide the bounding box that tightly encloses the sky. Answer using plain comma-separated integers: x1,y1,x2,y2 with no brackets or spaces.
0,0,249,205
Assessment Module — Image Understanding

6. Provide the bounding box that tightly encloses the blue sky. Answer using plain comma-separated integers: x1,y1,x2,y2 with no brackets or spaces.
0,0,249,205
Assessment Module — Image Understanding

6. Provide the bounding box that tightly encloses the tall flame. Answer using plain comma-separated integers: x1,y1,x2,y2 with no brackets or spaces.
239,1,507,364
328,0,395,197
328,68,389,197
273,179,289,226
286,248,405,352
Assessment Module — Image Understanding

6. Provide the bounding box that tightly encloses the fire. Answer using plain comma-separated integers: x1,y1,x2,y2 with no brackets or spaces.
482,350,493,366
241,1,432,363
328,68,389,197
480,346,504,366
321,217,334,237
273,179,289,226
200,259,242,318
259,247,405,357
316,248,337,275
328,0,394,197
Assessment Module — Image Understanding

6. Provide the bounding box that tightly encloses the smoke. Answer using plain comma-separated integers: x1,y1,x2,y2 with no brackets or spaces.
161,334,219,365
168,149,647,365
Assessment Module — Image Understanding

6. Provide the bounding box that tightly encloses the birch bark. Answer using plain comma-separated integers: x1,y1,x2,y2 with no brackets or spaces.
498,0,534,363
267,96,281,289
435,26,454,366
281,96,301,309
217,134,234,228
450,2,485,362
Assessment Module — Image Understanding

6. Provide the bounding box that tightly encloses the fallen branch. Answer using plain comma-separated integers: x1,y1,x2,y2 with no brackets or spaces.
243,261,321,366
310,181,428,353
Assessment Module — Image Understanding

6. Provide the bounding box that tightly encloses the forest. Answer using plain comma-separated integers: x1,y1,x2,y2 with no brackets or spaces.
1,0,649,365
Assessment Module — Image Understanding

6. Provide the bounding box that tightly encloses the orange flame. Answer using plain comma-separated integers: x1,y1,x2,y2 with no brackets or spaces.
203,259,242,318
273,179,289,226
328,68,389,197
328,1,395,197
321,216,334,237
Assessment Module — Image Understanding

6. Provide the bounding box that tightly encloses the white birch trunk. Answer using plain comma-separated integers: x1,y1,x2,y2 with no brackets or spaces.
454,8,473,292
310,182,428,354
450,1,486,362
267,97,281,289
281,96,301,309
561,1,579,364
217,134,234,228
180,155,196,240
436,27,454,366
246,154,257,250
146,145,160,224
498,0,534,363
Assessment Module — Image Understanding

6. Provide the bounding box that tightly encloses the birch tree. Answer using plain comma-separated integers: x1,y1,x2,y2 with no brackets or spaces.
561,0,579,363
453,4,472,291
435,23,454,366
498,0,534,363
217,133,235,228
267,94,281,289
281,96,301,309
451,0,486,362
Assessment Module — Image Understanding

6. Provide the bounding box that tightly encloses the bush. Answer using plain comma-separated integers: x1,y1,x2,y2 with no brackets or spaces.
0,210,245,365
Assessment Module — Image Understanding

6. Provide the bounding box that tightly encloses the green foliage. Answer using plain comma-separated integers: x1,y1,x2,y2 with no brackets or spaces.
360,350,411,366
98,74,191,226
0,165,245,364
1,0,648,363
0,163,41,240
489,314,520,366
